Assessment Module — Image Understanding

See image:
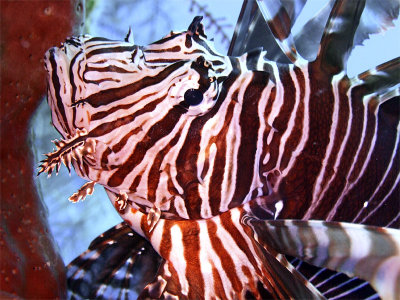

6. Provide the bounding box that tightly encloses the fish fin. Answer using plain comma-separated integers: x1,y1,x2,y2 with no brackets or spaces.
138,210,324,299
187,16,206,38
354,56,400,96
68,180,96,203
124,26,134,43
229,0,306,63
37,128,91,176
256,0,303,64
256,247,326,299
67,222,162,299
250,219,400,300
138,261,178,299
293,0,335,61
353,0,399,48
114,191,128,212
295,0,399,62
147,205,161,233
288,256,378,299
316,0,366,74
376,85,400,105
137,243,324,300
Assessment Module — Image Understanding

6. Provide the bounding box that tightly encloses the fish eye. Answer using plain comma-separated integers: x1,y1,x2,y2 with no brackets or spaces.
184,88,203,106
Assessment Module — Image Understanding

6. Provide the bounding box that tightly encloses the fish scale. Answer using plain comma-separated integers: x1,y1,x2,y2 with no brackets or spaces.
39,0,400,299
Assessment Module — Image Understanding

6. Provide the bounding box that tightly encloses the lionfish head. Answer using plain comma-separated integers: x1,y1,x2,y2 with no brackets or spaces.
43,17,229,141
40,17,234,206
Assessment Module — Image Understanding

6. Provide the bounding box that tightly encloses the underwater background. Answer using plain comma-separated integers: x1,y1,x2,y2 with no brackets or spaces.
30,0,400,266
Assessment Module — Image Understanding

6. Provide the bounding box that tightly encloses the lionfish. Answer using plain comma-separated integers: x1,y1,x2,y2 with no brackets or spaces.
38,0,400,299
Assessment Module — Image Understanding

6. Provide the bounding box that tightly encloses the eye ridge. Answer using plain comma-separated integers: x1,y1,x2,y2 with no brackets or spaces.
184,88,203,106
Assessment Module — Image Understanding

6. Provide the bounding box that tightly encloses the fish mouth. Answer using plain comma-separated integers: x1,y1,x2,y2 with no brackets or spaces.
44,38,85,138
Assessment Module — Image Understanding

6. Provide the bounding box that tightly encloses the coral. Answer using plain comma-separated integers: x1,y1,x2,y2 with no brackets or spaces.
0,1,84,298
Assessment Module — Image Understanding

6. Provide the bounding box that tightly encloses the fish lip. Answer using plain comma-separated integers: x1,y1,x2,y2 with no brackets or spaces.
44,44,75,138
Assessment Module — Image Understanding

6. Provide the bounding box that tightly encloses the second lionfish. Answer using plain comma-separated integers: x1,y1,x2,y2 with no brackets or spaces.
39,0,400,299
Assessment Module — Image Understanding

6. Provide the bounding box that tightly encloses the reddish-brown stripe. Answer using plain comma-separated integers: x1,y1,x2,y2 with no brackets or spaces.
147,130,182,203
220,210,261,279
89,96,164,139
90,92,158,121
315,77,350,197
309,84,366,219
212,265,227,299
208,100,237,216
279,63,335,219
158,220,173,259
347,88,376,183
143,45,181,53
241,265,258,297
264,66,296,172
359,138,400,226
207,219,243,293
107,105,186,187
260,86,276,176
176,71,239,219
280,66,305,170
181,221,204,299
77,61,186,108
230,71,270,208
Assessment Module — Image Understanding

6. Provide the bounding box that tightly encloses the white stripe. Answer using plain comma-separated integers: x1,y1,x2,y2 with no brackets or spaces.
275,64,310,195
246,81,274,203
169,224,189,296
276,65,303,172
199,142,217,218
326,93,380,220
220,74,252,211
198,219,233,297
360,172,400,224
304,71,347,219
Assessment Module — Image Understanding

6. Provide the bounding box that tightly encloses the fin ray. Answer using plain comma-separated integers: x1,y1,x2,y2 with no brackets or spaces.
250,219,400,299
316,0,366,73
67,222,162,299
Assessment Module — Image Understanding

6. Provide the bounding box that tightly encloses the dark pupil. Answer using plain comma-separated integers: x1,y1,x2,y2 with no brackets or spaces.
184,89,203,106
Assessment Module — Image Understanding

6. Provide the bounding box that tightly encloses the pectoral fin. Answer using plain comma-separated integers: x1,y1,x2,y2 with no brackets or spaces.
249,219,400,300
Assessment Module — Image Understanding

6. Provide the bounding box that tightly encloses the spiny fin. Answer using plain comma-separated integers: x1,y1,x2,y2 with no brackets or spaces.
139,261,171,299
256,0,303,64
187,16,206,38
114,191,128,212
124,26,134,43
139,213,324,299
354,56,400,96
316,0,366,74
69,181,96,203
147,206,161,233
295,0,399,62
353,0,399,47
287,256,378,299
250,219,400,300
228,0,307,63
137,257,323,300
256,246,325,299
37,128,91,176
67,222,162,299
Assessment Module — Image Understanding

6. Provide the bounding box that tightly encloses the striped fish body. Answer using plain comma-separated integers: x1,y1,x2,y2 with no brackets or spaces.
40,0,400,298
41,21,399,225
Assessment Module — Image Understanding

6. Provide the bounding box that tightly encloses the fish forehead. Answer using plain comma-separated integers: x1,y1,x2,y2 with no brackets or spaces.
43,31,224,103
43,34,212,138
